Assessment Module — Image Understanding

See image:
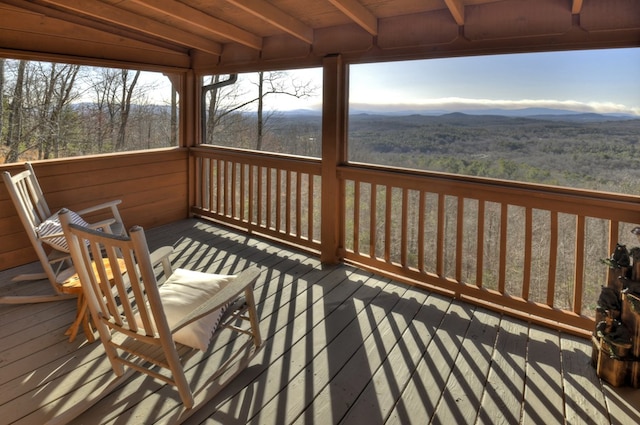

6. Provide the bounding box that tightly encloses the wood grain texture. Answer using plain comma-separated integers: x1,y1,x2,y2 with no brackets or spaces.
0,149,189,270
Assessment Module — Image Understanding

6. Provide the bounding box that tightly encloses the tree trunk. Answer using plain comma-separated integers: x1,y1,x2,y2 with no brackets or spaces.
4,60,26,163
256,71,264,150
40,64,56,159
116,70,140,150
49,65,80,158
206,74,221,144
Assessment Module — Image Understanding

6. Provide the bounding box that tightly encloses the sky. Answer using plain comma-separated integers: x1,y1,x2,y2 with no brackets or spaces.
145,47,640,116
347,47,640,116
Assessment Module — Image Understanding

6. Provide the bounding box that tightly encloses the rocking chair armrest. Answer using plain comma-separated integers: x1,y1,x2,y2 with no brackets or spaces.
75,199,122,216
150,246,173,278
86,218,116,232
171,266,261,335
41,218,115,238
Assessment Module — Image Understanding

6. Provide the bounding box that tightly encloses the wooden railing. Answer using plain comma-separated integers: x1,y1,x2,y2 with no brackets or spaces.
339,164,640,334
191,146,322,253
191,147,640,335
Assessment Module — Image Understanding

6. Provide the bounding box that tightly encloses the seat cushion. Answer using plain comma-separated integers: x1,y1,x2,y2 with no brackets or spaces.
155,268,236,351
36,210,89,252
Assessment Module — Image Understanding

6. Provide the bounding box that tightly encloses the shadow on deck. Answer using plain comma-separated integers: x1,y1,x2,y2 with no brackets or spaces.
1,219,639,424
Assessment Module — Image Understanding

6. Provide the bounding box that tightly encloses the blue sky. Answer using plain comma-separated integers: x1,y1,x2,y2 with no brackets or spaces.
349,47,640,116
145,47,639,115
259,47,638,116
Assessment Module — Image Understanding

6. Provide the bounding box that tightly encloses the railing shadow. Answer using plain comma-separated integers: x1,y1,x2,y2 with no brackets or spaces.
148,218,640,424
3,217,638,424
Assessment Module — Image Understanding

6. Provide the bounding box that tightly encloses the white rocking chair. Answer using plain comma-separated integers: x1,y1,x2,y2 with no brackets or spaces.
55,209,263,424
1,162,124,304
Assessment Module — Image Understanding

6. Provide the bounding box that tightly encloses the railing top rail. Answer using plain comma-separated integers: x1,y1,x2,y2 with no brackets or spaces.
191,145,322,170
338,163,640,221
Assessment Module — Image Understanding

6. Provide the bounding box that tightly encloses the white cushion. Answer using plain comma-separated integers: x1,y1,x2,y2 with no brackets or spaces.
147,268,235,351
36,210,89,252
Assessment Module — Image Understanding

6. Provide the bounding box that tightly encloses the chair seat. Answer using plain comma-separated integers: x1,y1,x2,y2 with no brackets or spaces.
57,258,127,294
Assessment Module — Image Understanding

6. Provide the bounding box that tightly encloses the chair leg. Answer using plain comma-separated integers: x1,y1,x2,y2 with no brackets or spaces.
66,293,94,342
81,300,96,343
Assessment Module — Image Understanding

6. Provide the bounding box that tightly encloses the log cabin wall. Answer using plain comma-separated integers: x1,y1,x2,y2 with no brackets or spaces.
0,148,189,271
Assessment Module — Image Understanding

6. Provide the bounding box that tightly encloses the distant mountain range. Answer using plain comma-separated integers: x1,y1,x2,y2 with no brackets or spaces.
286,107,638,123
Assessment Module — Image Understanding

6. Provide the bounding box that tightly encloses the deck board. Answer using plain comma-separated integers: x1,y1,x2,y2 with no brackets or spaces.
561,334,610,424
1,218,639,425
337,292,452,425
385,300,476,424
477,317,528,425
306,285,430,425
522,325,564,425
431,308,502,425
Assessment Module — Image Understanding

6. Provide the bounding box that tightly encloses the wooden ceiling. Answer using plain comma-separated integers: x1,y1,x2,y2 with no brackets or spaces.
0,0,638,73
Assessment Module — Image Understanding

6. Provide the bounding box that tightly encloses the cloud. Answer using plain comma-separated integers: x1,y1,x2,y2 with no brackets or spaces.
351,97,640,116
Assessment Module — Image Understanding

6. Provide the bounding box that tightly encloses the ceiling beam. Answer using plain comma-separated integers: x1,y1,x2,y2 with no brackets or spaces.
444,0,465,26
32,0,222,55
224,0,314,44
572,0,584,14
127,0,263,50
328,0,378,36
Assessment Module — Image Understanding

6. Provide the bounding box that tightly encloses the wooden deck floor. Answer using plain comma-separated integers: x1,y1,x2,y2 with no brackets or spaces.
1,219,639,424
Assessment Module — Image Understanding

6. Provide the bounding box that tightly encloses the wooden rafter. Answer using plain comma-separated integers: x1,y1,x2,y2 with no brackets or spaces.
444,0,465,26
328,0,378,36
127,0,263,50
224,0,314,44
33,0,222,55
1,0,638,71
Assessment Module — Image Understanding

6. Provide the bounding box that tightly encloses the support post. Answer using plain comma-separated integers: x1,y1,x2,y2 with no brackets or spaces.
182,70,199,217
320,54,348,264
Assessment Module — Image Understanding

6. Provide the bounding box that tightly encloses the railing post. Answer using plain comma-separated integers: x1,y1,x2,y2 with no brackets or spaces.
184,70,199,218
321,54,348,264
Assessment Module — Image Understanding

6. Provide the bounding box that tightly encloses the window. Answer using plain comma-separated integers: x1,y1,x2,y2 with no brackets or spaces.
348,48,640,194
202,68,322,158
0,59,179,164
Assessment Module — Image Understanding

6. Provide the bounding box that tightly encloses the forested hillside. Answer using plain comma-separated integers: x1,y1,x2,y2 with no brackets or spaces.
266,112,640,194
348,113,640,193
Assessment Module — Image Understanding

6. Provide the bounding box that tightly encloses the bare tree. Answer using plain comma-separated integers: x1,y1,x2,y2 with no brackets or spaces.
3,61,81,162
1,60,176,162
36,62,80,159
253,71,316,150
88,68,120,152
116,69,140,150
205,71,317,150
86,68,144,152
4,60,26,163
205,74,254,146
